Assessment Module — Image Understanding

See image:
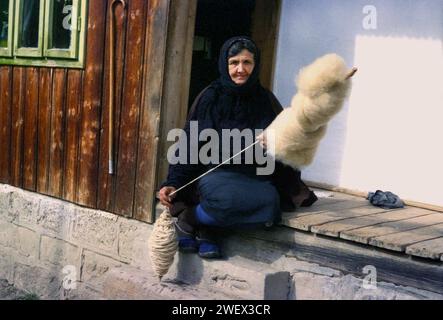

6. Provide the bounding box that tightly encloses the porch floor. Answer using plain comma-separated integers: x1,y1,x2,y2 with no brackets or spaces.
281,188,443,261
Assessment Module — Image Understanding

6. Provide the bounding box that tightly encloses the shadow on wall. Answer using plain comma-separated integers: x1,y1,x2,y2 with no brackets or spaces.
273,0,443,206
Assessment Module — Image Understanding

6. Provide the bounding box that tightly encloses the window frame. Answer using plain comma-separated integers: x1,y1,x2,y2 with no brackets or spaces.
44,0,80,59
0,0,88,68
13,0,46,58
0,0,15,57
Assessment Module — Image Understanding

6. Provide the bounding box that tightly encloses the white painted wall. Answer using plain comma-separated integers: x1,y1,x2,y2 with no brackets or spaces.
274,0,443,206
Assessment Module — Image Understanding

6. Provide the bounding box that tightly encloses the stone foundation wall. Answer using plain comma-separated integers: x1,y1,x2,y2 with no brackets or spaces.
0,184,153,299
0,184,441,300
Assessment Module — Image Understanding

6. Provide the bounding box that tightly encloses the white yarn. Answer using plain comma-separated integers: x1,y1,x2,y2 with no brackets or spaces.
148,209,178,280
262,53,352,169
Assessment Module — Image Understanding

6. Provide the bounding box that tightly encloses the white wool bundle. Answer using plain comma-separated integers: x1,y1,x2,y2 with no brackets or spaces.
262,54,353,169
148,209,178,280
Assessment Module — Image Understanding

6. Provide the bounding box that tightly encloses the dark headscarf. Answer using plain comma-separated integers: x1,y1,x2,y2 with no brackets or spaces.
217,36,261,96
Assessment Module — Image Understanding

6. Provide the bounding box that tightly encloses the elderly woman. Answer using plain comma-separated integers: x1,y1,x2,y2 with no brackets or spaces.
159,36,317,259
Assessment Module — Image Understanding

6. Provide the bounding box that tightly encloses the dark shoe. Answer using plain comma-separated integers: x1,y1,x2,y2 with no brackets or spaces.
196,227,221,259
175,220,198,254
197,240,221,259
177,237,199,253
301,191,318,207
264,221,274,231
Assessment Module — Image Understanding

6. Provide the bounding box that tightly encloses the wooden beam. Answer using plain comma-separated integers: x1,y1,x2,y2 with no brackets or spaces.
157,0,198,188
251,0,281,90
134,0,171,223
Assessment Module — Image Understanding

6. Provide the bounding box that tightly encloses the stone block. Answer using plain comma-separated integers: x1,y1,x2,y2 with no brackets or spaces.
118,218,152,267
290,272,401,300
169,255,290,300
16,227,39,259
353,279,443,300
13,263,62,299
290,272,355,300
10,191,40,227
0,220,17,249
103,265,231,300
71,208,118,252
40,236,80,267
0,279,28,299
290,260,342,277
289,272,443,300
0,188,13,222
81,250,125,288
0,223,39,259
0,254,14,283
62,282,103,300
37,199,73,238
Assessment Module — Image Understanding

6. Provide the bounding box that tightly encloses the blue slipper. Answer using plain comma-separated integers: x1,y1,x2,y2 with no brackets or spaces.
197,240,221,259
178,237,199,253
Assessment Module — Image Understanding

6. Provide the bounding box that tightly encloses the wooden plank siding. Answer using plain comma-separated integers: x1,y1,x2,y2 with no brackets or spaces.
114,0,147,217
64,70,83,202
48,69,67,198
0,67,12,184
97,0,124,213
0,0,171,223
134,0,170,222
37,69,53,194
77,0,108,207
22,68,39,191
11,67,25,188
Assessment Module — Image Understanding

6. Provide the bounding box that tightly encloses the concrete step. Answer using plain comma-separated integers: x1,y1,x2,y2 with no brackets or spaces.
103,253,291,300
102,266,232,300
167,253,290,300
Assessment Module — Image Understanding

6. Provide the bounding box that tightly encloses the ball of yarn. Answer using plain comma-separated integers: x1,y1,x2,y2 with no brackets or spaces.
262,53,352,169
148,209,178,280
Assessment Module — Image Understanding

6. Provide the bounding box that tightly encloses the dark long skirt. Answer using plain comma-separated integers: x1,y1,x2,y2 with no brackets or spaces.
196,169,281,228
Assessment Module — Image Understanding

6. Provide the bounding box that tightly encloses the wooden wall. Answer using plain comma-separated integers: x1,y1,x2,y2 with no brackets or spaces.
0,0,170,223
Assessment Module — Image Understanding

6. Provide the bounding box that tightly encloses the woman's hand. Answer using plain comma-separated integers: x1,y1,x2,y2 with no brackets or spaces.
345,67,358,80
256,133,267,149
158,186,177,209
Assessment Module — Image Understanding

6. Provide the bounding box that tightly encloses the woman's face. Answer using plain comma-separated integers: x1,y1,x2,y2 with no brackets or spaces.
228,49,255,85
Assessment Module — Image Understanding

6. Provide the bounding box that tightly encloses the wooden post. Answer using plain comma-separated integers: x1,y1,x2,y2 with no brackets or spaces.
251,0,282,91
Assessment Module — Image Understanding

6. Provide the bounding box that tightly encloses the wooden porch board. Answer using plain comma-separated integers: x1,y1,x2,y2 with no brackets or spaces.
310,208,418,238
282,197,368,220
281,189,443,261
282,202,384,231
369,223,443,252
283,197,344,216
282,189,366,216
405,237,443,260
337,208,435,243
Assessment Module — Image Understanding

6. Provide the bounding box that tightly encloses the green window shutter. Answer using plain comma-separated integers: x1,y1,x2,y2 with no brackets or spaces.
44,0,80,59
0,0,15,57
14,0,45,57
